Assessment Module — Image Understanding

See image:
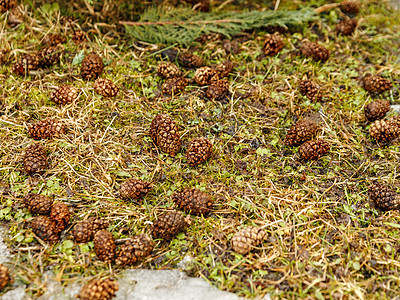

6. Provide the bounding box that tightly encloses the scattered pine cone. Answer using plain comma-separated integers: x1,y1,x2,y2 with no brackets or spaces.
94,230,116,263
12,54,40,76
178,52,203,68
23,143,48,175
23,193,53,215
0,264,10,290
214,60,233,78
157,62,182,79
0,0,16,13
119,179,152,202
172,188,213,215
38,45,63,68
28,119,65,140
284,119,319,146
340,0,360,14
94,78,119,97
149,113,182,156
72,217,109,243
78,278,119,300
81,53,104,80
72,30,87,45
206,79,229,101
50,202,70,233
31,216,59,244
300,41,330,62
299,139,330,160
336,19,357,36
194,66,219,86
364,99,390,122
50,85,79,105
162,77,188,95
298,80,322,102
151,211,187,241
231,226,266,254
186,137,213,166
369,118,400,143
115,234,154,266
42,34,66,47
368,182,400,211
362,75,392,94
263,33,284,56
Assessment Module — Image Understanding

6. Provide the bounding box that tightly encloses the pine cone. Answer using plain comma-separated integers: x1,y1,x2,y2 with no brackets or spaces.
0,264,10,290
263,33,284,56
298,80,323,102
28,119,65,140
299,139,330,160
0,0,16,13
119,179,152,202
300,41,330,62
42,34,66,47
162,77,188,95
231,226,266,254
149,114,182,156
31,216,59,243
78,278,119,300
340,0,360,14
336,19,357,36
81,53,104,80
157,62,182,79
178,52,203,68
50,85,79,105
369,182,400,211
172,188,213,215
362,75,392,94
94,78,119,97
194,67,219,86
364,99,390,122
23,193,53,215
284,119,319,146
206,79,229,101
94,230,115,263
369,118,400,143
151,211,187,242
23,143,48,175
214,60,233,78
72,30,87,45
12,54,40,76
50,202,70,233
186,137,213,166
38,45,63,68
72,217,109,243
115,234,154,266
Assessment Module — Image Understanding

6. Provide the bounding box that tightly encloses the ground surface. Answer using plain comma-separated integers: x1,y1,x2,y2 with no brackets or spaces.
0,0,400,299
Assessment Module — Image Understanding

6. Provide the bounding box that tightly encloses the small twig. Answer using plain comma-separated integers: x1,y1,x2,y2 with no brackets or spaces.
315,3,341,14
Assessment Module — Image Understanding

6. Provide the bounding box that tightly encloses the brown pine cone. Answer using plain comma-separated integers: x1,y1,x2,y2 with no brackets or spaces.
194,67,219,86
178,52,203,68
119,179,152,202
157,62,182,79
78,278,119,300
369,118,400,143
298,80,323,102
115,234,154,266
151,211,187,242
340,0,360,14
23,193,53,215
31,216,59,243
364,99,390,122
284,119,319,146
38,44,63,68
50,202,70,233
214,60,233,78
72,217,109,243
172,188,213,215
263,33,284,56
231,226,266,254
28,119,65,140
299,139,330,160
0,0,16,13
12,54,40,76
50,85,79,105
149,113,182,156
369,182,400,211
94,230,115,263
81,53,104,80
300,41,330,62
206,79,229,101
42,34,66,47
162,77,188,95
94,78,119,97
336,19,357,36
0,264,10,290
23,143,48,175
362,75,392,94
72,30,87,45
186,137,213,166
